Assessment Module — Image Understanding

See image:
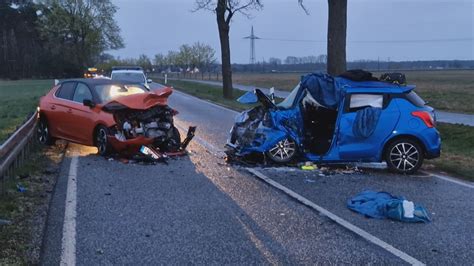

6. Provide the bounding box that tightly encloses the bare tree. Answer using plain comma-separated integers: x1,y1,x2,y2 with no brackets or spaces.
195,0,263,98
299,0,347,75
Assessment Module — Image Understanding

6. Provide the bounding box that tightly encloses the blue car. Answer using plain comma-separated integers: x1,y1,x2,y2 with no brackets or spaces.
226,73,441,174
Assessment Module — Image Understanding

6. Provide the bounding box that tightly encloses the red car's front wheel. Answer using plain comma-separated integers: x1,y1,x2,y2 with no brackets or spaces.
95,125,112,156
37,118,54,145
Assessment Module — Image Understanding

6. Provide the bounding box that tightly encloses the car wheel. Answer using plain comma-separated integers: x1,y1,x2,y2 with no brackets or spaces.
266,138,297,163
37,118,54,145
95,125,111,156
385,138,424,174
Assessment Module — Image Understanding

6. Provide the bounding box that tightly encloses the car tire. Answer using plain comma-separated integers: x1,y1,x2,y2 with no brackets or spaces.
95,125,112,156
385,138,424,174
37,118,54,145
266,138,297,164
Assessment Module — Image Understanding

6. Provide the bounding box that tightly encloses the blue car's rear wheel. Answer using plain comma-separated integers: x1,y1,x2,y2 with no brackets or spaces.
385,138,424,174
266,138,297,163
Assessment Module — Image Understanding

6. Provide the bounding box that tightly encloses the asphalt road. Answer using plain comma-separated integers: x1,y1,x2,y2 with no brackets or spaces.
172,78,474,126
40,84,474,264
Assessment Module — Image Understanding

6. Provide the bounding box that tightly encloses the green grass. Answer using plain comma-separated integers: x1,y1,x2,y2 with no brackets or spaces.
163,79,473,181
0,143,56,265
0,80,53,142
165,70,474,114
160,79,261,111
427,123,474,181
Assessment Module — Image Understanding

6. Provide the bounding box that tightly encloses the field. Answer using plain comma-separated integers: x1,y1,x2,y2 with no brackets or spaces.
221,70,474,114
162,79,474,181
0,80,53,143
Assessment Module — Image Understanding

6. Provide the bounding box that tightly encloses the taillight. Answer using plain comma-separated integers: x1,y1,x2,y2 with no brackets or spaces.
411,111,434,128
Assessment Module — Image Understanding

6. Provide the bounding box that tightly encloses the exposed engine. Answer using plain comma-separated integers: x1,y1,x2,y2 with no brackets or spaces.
112,105,180,151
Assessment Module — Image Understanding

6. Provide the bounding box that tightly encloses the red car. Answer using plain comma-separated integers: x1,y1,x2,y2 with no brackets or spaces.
37,79,188,156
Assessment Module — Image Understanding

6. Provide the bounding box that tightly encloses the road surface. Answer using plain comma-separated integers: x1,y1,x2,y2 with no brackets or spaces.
40,84,474,265
171,78,474,127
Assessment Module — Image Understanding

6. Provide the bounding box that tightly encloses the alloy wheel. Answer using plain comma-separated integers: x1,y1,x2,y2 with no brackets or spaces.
96,128,108,155
389,142,420,172
37,120,49,144
268,138,296,163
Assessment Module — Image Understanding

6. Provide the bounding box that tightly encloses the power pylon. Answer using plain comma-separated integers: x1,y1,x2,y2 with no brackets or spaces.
244,26,260,64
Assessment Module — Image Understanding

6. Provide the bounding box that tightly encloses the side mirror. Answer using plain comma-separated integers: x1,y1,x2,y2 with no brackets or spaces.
83,99,95,108
147,78,153,83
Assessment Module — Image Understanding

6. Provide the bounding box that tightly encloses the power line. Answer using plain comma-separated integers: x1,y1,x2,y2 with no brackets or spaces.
256,37,473,43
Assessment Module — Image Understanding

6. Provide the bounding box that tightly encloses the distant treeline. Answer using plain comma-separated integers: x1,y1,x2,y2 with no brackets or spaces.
232,60,474,73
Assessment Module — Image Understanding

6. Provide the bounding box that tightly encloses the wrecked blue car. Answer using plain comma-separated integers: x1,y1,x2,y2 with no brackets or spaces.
226,72,441,174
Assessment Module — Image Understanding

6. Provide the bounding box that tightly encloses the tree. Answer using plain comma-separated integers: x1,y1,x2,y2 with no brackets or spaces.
191,42,216,75
39,0,124,76
299,0,347,75
195,0,263,98
137,54,152,72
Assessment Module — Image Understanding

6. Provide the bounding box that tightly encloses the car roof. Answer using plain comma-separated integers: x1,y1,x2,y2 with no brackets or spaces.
59,78,138,86
111,70,144,74
338,77,415,94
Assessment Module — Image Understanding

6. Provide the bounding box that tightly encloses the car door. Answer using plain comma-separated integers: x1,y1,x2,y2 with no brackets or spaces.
47,81,77,139
65,82,97,144
337,93,400,160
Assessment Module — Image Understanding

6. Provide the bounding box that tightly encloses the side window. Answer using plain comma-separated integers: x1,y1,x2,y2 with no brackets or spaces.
72,83,93,103
346,94,384,113
55,82,76,100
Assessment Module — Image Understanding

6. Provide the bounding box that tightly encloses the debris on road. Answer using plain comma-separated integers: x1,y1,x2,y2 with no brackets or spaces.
16,183,26,192
0,219,12,226
347,190,431,223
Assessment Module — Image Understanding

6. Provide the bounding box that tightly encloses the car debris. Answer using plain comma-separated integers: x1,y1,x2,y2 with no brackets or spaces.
347,190,431,223
226,71,441,174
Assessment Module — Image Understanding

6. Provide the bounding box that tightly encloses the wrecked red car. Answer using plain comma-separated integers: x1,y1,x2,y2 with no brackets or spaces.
37,79,194,158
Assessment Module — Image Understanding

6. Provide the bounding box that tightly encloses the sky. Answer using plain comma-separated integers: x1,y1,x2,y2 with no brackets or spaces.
110,0,474,63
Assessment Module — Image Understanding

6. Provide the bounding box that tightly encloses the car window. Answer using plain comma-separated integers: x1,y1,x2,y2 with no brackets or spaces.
111,72,145,83
405,91,426,107
347,94,384,112
94,84,147,103
56,82,76,100
72,83,93,103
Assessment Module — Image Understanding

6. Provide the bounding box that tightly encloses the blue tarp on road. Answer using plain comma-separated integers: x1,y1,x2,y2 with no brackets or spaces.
347,190,431,223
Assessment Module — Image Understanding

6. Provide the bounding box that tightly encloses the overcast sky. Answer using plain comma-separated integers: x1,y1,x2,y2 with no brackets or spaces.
110,0,474,63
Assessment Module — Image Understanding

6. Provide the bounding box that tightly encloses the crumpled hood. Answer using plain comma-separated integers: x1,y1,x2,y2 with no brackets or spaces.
103,87,173,111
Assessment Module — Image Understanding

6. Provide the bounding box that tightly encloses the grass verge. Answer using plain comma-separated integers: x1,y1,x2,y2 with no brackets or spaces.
0,142,64,264
0,80,53,143
163,79,473,181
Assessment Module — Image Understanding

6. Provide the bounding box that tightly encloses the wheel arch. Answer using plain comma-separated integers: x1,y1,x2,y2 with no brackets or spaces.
382,134,427,159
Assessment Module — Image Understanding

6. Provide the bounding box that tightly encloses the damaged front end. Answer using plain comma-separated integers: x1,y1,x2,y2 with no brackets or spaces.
103,100,196,160
226,89,303,163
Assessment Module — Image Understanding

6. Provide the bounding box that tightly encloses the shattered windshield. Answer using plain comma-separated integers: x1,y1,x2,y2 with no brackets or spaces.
94,84,147,103
111,72,145,83
277,84,300,109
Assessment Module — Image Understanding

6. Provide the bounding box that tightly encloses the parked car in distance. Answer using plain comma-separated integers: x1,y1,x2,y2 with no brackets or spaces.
227,73,441,174
37,79,183,155
110,66,153,89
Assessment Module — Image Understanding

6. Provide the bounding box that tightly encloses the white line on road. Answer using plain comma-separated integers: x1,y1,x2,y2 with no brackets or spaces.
60,156,78,266
421,171,474,189
175,115,425,265
246,168,425,266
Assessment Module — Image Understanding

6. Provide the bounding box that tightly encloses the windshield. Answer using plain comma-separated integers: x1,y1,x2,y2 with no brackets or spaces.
111,72,145,83
277,84,300,109
94,84,148,103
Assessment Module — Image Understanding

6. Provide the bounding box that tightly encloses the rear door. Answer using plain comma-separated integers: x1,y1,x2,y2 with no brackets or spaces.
47,82,76,139
337,93,400,161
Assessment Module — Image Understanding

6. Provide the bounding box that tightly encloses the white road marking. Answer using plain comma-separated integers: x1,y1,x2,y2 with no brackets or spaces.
246,168,425,266
177,114,425,265
421,171,474,189
60,156,78,266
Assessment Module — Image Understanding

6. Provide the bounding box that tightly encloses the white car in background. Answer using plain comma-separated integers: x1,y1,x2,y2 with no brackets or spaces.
110,66,153,89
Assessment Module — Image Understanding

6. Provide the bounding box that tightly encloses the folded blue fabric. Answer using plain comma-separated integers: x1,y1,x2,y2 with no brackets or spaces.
347,190,431,223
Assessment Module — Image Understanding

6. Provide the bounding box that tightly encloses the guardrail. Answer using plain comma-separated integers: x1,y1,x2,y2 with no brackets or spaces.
0,111,38,194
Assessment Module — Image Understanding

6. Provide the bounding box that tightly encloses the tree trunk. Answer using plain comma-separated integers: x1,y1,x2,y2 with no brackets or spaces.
216,0,233,99
327,0,347,75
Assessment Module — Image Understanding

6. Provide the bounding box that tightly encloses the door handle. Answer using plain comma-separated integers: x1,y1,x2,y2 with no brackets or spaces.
51,105,56,110
67,108,73,114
